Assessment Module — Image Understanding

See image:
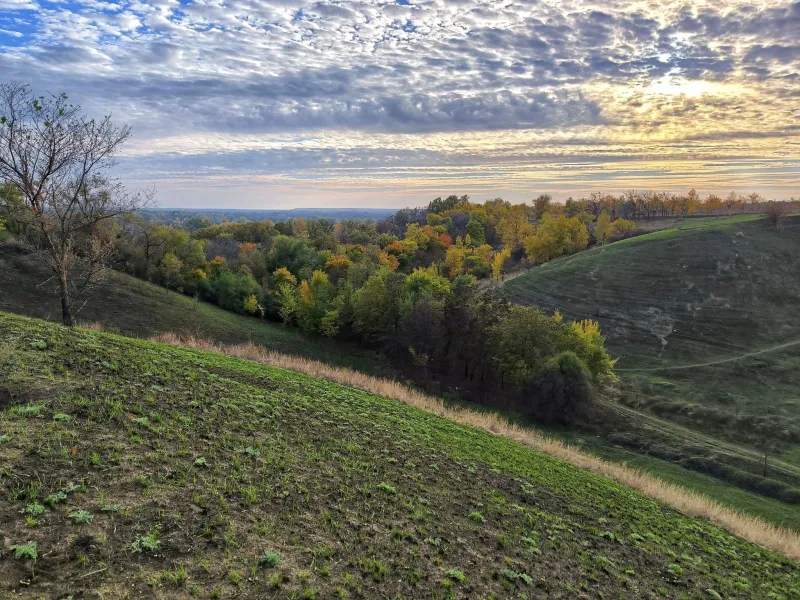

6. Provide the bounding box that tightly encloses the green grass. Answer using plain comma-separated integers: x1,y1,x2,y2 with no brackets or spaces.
1,311,798,597
503,214,800,523
0,244,388,375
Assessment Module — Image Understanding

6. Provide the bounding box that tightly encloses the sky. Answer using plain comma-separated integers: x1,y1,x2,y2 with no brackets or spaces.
0,0,798,208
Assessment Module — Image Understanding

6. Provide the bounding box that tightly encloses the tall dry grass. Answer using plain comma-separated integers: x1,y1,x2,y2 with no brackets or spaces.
151,332,800,561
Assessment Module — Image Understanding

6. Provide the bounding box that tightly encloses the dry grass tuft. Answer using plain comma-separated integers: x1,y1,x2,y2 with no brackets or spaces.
151,332,800,561
78,321,105,332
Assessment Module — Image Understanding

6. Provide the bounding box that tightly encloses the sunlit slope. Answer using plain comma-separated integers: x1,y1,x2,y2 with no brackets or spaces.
1,311,798,597
0,243,386,375
504,215,800,370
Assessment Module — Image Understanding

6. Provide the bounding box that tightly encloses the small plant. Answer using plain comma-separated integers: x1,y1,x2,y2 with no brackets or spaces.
445,569,466,583
500,569,532,585
193,457,207,467
0,434,11,443
12,404,43,417
228,570,243,586
242,446,260,458
134,417,149,426
11,541,38,560
70,510,93,524
468,511,485,523
667,563,684,578
53,413,71,422
259,551,282,568
376,482,396,495
361,558,388,582
29,339,47,350
25,502,46,516
161,565,188,587
131,528,161,554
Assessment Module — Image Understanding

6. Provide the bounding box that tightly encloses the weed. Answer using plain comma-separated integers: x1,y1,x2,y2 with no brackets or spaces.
11,541,38,560
259,550,282,567
12,404,43,417
500,569,532,585
445,569,466,583
53,413,71,422
361,558,388,582
160,565,188,587
0,434,11,443
25,502,46,516
70,510,93,524
469,511,485,523
377,482,396,495
131,528,161,554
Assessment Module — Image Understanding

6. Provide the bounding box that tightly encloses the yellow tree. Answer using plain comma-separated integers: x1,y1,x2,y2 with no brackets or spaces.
497,206,533,251
594,211,612,245
491,248,511,281
685,188,699,214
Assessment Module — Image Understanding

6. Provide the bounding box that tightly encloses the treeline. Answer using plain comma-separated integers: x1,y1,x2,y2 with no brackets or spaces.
554,189,796,220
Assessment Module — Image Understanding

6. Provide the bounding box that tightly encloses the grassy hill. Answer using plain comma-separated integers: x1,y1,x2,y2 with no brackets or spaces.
504,215,800,368
0,243,387,376
503,214,800,422
1,311,799,598
503,215,800,521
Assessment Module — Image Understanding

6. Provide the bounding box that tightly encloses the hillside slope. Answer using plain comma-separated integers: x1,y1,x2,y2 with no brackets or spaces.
503,215,800,520
0,243,387,375
504,215,800,369
503,215,800,419
1,311,798,598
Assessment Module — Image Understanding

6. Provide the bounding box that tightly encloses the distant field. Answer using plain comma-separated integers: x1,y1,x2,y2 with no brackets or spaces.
2,311,798,597
503,215,800,525
0,244,388,376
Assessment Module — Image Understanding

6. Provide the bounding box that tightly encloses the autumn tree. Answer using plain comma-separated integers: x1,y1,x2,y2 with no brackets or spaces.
594,211,612,245
0,82,150,325
765,201,788,232
533,194,552,219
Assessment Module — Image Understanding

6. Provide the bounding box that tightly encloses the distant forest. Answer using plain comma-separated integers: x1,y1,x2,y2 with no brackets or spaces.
141,208,396,227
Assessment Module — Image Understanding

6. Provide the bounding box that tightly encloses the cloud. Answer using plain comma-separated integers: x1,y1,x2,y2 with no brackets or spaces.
0,0,798,206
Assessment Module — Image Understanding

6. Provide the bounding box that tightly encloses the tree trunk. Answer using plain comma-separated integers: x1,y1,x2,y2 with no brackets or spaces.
58,274,74,327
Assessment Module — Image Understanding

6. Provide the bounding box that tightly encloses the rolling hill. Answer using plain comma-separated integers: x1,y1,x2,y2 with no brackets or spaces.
503,215,800,519
503,215,800,419
0,243,387,376
1,311,799,598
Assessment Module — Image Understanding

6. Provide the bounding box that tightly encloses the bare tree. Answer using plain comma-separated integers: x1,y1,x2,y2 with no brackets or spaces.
765,200,787,232
0,81,151,325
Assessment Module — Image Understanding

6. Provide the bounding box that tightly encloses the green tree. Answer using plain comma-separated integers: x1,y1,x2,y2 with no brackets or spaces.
465,219,486,246
352,269,408,339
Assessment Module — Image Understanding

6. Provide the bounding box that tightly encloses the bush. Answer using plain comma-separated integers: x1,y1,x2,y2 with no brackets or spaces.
529,352,594,425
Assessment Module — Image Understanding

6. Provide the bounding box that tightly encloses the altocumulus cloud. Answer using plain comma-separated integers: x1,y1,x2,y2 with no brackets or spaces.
0,0,798,206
